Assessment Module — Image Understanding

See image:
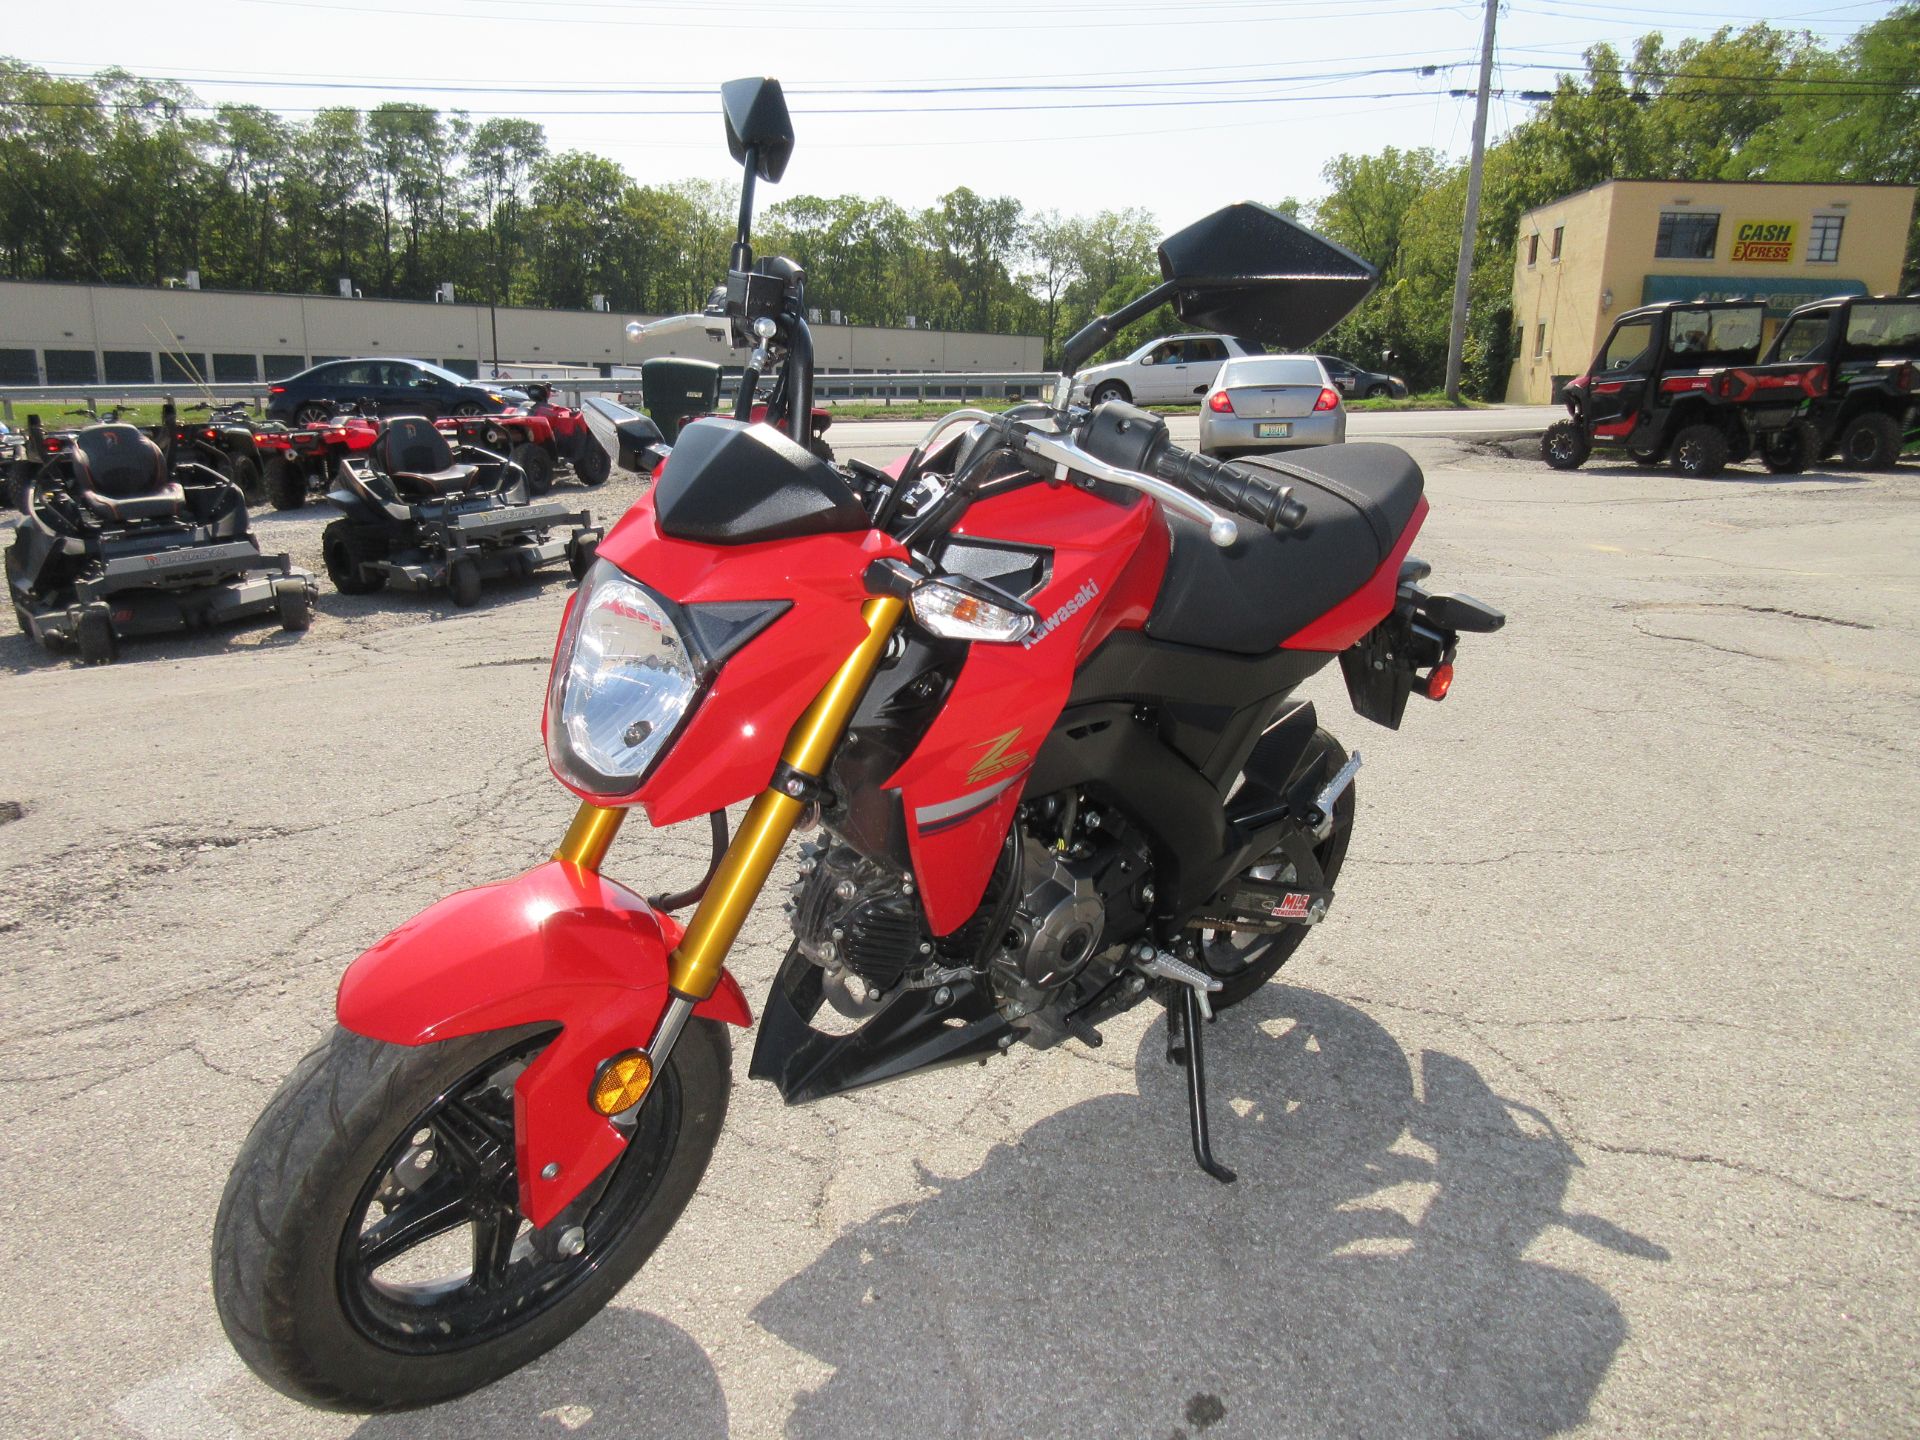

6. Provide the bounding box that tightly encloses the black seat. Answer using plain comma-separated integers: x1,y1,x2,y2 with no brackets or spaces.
1146,442,1425,654
70,424,185,523
375,416,479,500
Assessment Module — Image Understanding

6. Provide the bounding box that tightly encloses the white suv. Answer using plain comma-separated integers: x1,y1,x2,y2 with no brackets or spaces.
1072,334,1264,407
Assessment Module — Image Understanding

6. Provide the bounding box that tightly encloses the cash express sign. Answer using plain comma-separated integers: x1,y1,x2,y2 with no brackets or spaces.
1731,220,1795,264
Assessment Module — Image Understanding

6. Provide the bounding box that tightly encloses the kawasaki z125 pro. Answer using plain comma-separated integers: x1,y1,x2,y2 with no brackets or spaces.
213,77,1504,1410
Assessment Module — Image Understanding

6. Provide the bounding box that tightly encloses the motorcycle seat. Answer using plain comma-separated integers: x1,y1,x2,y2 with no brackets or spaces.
70,424,186,523
375,416,481,500
1146,442,1425,655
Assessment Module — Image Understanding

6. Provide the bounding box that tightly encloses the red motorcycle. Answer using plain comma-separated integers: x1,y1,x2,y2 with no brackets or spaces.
213,77,1504,1412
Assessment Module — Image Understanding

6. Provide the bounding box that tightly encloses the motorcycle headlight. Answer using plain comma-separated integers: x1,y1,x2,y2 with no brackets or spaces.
545,561,700,796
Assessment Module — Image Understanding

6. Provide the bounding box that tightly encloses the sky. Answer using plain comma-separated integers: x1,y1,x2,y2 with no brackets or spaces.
13,0,1902,235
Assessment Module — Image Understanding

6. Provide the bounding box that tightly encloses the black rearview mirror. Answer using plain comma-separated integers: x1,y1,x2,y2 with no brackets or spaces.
722,77,795,182
1157,202,1378,349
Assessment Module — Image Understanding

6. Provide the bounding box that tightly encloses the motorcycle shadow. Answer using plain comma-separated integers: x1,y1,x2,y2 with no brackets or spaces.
350,1307,727,1440
754,984,1667,1440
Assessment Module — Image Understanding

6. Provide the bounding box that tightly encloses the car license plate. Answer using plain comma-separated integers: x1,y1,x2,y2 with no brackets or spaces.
1256,422,1292,438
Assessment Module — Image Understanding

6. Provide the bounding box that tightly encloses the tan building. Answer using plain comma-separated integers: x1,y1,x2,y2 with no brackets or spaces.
1505,179,1916,405
0,280,1043,389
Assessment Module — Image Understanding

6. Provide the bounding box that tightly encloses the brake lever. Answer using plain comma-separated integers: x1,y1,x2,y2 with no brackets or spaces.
1013,426,1240,548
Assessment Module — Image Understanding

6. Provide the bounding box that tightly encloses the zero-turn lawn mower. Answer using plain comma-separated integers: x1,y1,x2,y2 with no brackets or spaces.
1762,293,1919,470
6,422,317,663
1543,300,1825,477
321,415,600,607
433,380,612,495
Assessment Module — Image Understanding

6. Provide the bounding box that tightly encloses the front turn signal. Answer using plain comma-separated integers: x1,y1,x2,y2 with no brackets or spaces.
590,1050,654,1115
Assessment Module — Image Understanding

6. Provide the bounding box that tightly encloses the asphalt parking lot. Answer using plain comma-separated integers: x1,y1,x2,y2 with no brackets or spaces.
1,421,1916,1439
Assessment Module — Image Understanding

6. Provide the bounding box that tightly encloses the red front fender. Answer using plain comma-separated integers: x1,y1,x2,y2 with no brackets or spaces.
337,860,750,1227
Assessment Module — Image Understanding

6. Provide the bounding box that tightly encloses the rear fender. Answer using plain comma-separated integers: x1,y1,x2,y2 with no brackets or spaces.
336,860,750,1226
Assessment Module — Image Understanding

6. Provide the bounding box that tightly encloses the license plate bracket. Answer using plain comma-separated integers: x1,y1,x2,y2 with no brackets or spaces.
1255,422,1292,438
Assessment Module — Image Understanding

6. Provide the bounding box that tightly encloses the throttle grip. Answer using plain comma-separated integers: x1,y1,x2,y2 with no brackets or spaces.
1149,440,1307,531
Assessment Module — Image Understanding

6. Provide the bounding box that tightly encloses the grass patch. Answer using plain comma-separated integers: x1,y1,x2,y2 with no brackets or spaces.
1346,391,1490,412
0,400,264,429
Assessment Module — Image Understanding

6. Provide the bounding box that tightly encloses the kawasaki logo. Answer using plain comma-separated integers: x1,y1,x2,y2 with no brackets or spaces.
1020,578,1100,649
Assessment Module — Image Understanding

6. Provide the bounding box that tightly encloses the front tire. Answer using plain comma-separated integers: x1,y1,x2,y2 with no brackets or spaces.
1542,419,1590,470
447,555,483,608
1838,411,1901,470
1091,381,1130,407
212,1019,732,1412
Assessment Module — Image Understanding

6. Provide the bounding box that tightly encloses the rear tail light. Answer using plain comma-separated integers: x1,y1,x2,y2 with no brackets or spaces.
1423,663,1454,701
1313,387,1340,412
1207,391,1234,414
1893,363,1913,393
269,385,286,395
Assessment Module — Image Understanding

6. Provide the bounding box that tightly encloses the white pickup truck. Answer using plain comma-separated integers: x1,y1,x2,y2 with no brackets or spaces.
1071,334,1265,407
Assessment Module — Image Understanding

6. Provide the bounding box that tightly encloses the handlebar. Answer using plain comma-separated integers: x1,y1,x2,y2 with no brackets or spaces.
1012,427,1242,548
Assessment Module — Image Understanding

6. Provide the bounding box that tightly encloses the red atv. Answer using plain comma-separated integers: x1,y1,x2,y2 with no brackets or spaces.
259,403,383,511
434,381,612,495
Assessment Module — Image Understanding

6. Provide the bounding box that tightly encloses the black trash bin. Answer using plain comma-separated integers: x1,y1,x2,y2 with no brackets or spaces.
640,358,723,442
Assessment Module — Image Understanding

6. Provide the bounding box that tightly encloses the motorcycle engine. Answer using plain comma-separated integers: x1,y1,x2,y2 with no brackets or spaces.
789,800,1154,1043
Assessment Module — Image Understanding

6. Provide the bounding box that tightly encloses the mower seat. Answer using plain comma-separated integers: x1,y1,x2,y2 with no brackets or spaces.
71,424,185,523
376,416,479,500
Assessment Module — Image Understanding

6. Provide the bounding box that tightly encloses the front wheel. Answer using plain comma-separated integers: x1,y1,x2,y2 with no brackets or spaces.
265,456,308,511
212,1019,732,1412
1091,381,1130,407
1541,419,1590,470
1838,410,1901,470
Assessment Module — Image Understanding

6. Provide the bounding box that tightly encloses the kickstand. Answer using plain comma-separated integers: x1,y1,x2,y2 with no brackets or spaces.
1173,984,1237,1184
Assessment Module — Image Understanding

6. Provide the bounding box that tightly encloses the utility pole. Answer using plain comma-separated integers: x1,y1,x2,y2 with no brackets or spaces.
1444,0,1499,404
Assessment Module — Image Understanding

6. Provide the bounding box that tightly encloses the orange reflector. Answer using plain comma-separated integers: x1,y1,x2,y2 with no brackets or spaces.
1425,663,1454,701
951,595,982,622
589,1050,654,1115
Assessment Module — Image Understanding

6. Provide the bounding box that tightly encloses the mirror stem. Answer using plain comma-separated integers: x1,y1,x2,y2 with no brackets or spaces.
1059,278,1176,377
732,148,758,271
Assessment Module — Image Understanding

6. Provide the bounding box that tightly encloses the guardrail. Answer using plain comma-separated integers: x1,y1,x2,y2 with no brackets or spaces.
0,371,1058,423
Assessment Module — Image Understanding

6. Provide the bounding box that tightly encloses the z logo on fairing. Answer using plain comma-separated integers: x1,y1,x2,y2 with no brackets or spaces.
965,728,1030,786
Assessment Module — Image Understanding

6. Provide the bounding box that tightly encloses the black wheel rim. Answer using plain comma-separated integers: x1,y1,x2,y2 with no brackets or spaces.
1848,430,1875,463
1550,432,1575,462
335,1032,680,1355
1677,439,1702,470
1201,825,1343,981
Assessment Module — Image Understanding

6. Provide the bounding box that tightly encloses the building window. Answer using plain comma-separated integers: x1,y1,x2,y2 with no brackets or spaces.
1551,225,1564,261
103,350,155,384
159,352,211,384
1655,211,1719,259
1808,214,1844,263
0,348,35,384
1534,323,1547,358
263,353,306,380
1527,233,1539,267
213,352,260,383
44,349,97,385
440,357,479,379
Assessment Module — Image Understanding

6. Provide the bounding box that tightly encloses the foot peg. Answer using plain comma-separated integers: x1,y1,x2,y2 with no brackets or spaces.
1134,945,1222,1022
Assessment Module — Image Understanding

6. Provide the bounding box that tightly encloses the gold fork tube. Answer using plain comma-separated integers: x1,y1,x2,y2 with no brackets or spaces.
666,595,905,1000
554,802,626,871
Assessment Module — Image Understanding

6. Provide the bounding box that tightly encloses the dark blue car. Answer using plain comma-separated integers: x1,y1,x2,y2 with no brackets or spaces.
266,358,526,425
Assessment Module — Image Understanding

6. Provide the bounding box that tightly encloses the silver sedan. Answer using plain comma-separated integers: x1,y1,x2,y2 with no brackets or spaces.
1196,355,1346,457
